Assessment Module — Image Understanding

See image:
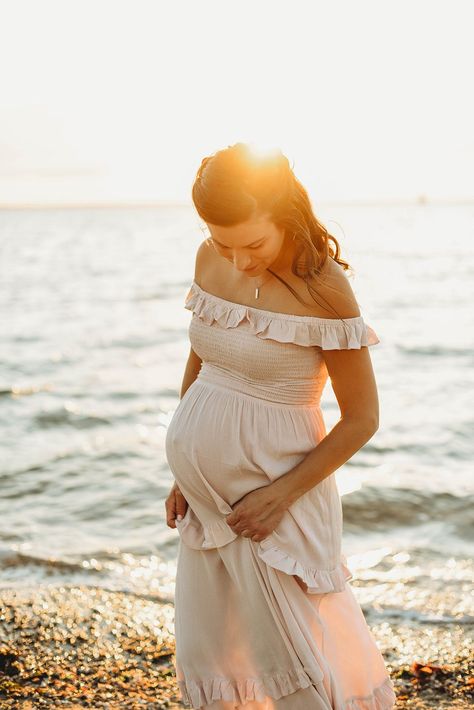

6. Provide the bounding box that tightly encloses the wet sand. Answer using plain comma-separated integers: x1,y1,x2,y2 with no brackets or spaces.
0,585,472,708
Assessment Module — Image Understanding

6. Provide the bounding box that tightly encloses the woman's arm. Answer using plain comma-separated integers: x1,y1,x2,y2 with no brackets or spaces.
272,345,379,505
180,346,202,398
166,240,209,527
179,239,210,397
272,262,379,505
166,348,199,525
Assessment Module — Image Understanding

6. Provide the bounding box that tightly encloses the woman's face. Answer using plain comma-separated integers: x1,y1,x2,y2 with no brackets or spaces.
207,213,291,276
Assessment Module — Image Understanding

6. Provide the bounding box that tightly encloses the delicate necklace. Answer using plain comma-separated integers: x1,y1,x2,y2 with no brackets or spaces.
252,271,274,299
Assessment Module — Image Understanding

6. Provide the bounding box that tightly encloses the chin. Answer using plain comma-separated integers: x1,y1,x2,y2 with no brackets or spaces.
246,265,265,273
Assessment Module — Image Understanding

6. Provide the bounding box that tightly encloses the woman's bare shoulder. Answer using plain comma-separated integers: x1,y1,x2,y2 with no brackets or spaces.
191,244,361,320
315,258,361,317
194,238,214,282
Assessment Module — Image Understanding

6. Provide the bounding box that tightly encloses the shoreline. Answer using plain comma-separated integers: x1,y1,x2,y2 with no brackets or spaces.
0,584,472,708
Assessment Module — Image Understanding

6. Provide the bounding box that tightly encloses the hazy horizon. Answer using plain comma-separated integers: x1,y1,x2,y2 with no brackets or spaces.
1,196,473,211
1,0,472,206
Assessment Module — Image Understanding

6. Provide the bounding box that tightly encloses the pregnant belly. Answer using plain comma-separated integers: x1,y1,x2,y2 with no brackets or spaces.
166,417,270,510
165,379,325,508
165,382,342,557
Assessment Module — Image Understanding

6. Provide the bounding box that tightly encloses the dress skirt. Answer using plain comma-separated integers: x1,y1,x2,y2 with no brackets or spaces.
174,533,395,709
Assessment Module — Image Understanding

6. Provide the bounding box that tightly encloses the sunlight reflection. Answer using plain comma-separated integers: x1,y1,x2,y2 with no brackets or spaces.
336,469,362,496
245,141,282,162
347,546,393,571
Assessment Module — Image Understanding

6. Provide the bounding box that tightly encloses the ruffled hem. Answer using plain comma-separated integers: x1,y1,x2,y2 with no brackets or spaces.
177,671,396,709
177,667,313,707
185,281,380,350
257,539,354,593
176,512,238,549
176,506,353,594
345,675,397,710
177,510,354,595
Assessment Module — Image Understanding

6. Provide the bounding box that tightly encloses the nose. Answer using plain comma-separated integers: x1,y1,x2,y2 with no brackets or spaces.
232,254,253,271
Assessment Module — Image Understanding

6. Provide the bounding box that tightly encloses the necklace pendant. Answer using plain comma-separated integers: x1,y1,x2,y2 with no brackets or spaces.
255,286,259,299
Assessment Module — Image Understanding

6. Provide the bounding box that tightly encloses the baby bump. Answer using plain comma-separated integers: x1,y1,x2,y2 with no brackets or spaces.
165,380,325,507
165,408,269,509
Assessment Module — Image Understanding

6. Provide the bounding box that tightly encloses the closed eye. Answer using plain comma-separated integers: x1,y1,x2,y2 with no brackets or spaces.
213,239,264,250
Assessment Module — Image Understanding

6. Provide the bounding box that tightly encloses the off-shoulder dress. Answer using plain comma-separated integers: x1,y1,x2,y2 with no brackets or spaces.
165,280,396,710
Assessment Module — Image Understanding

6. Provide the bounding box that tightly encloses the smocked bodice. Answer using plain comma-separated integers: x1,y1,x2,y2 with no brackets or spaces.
185,281,380,407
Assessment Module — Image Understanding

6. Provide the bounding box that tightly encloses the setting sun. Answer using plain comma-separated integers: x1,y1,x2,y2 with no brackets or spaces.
0,0,472,207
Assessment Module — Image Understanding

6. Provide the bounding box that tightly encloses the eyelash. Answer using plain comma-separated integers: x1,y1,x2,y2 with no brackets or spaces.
213,240,263,250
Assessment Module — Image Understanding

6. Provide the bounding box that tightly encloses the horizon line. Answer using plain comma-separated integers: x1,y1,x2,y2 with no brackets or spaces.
0,196,473,210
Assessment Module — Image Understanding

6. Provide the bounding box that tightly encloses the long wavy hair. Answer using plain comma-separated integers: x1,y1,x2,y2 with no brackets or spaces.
191,142,354,320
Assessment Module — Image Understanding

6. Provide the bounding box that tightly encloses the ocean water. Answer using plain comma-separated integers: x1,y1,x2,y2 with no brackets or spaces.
1,203,473,634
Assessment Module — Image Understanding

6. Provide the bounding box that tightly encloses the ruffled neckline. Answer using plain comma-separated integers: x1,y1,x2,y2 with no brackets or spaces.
185,280,380,350
189,280,364,324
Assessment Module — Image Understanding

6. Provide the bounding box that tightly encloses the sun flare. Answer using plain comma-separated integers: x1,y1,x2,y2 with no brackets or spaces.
246,142,282,163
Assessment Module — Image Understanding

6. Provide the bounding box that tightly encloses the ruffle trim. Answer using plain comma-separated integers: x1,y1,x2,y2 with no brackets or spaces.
177,511,354,595
178,671,396,709
176,506,354,594
176,513,237,550
258,539,354,593
185,281,380,350
178,667,313,707
345,676,396,710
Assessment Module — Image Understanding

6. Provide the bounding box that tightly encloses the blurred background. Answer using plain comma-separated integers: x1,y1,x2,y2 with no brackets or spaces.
1,0,472,660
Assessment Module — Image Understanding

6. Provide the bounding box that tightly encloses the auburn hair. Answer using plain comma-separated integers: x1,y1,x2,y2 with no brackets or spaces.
191,142,354,320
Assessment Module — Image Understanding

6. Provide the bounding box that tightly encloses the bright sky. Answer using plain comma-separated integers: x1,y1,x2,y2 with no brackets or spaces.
0,0,472,206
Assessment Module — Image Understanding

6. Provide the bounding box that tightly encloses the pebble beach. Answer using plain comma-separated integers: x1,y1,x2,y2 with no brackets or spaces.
0,584,472,709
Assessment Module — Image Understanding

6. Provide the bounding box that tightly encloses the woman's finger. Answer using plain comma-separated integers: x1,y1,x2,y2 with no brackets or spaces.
165,490,178,528
174,487,188,518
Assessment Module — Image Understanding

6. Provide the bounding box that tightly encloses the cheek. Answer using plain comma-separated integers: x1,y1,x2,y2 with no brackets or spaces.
250,250,268,263
260,245,276,260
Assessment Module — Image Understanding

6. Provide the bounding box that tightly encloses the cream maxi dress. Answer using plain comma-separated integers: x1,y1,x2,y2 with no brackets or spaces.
165,280,396,710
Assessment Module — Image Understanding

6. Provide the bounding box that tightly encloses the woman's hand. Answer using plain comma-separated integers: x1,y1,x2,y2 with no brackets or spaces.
165,482,189,528
224,484,288,543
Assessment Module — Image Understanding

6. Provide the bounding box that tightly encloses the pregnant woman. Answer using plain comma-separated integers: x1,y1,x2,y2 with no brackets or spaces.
165,143,396,709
